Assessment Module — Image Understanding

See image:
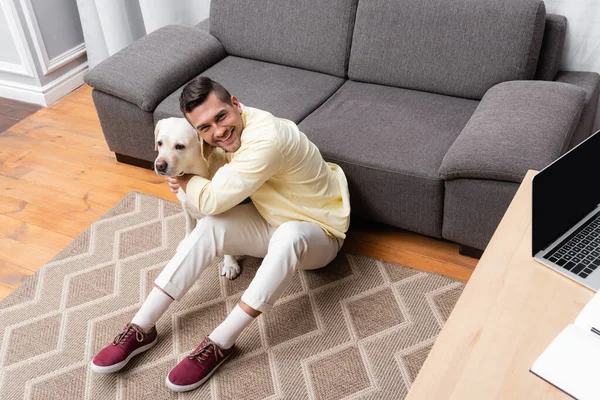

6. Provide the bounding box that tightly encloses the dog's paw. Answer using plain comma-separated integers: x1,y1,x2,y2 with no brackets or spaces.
221,255,241,280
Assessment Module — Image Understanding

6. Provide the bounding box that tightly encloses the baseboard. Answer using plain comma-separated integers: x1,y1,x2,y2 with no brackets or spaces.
0,62,88,106
0,80,45,105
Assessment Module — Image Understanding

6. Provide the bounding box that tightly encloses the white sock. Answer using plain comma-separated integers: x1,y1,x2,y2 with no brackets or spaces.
209,305,255,349
131,287,174,332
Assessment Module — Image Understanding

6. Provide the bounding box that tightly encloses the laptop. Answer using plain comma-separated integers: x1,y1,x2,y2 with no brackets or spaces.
532,130,600,291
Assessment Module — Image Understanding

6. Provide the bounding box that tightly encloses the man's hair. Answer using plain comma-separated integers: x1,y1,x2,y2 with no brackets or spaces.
179,76,232,114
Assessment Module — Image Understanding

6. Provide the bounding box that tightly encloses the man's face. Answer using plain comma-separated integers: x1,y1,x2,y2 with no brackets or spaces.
186,92,244,153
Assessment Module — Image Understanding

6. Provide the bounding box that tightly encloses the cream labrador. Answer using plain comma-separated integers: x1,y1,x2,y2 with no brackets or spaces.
154,117,241,279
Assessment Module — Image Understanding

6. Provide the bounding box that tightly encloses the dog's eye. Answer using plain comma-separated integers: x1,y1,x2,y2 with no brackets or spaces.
175,144,185,150
157,141,162,147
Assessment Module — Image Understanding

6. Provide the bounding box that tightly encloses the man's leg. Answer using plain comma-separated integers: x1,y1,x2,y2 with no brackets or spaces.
130,286,175,332
239,221,343,314
210,221,342,348
153,203,274,301
166,220,342,392
91,203,273,374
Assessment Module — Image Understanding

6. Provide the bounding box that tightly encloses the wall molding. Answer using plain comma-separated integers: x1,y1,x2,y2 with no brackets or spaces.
0,62,88,106
0,60,30,76
48,42,87,73
0,0,35,77
18,0,86,75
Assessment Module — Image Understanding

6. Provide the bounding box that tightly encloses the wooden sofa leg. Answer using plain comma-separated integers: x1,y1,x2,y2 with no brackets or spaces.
458,245,484,259
115,153,154,170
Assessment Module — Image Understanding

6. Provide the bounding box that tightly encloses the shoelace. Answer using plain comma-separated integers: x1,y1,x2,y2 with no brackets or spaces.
112,324,144,346
188,340,224,367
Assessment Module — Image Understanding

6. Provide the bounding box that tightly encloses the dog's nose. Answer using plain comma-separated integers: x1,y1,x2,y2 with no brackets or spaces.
155,160,168,173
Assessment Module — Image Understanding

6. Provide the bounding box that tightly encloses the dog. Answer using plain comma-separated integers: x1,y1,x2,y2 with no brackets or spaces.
154,117,241,279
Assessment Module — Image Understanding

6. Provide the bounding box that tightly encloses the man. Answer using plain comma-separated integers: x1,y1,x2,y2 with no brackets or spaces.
90,77,351,392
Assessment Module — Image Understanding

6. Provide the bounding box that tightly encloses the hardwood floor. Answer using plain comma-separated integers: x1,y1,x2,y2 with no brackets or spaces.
0,97,41,134
0,86,478,301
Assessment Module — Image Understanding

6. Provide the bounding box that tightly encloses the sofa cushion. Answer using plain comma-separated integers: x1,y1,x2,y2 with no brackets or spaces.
209,0,358,78
535,14,567,81
439,81,586,183
349,0,546,100
154,56,345,124
298,80,479,237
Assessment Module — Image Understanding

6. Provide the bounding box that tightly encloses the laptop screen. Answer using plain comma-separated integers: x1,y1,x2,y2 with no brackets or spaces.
532,130,600,255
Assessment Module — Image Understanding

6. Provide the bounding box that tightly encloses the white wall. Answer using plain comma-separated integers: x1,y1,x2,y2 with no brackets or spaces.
140,0,210,34
0,0,37,85
0,5,22,65
544,1,600,131
0,0,88,106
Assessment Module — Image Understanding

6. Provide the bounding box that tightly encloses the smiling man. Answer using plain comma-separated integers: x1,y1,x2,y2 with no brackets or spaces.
185,80,244,153
90,77,351,392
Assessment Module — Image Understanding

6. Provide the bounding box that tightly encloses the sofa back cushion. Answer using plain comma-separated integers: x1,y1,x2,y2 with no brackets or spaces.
535,14,567,81
209,0,359,78
348,0,546,100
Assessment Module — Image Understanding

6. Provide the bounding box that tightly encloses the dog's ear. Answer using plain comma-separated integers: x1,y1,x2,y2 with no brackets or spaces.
154,120,164,151
197,133,215,162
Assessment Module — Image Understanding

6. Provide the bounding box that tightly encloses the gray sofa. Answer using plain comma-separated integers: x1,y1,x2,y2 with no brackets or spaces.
84,0,600,254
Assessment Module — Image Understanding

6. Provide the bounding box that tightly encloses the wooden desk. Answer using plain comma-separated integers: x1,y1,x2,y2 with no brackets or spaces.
406,170,594,399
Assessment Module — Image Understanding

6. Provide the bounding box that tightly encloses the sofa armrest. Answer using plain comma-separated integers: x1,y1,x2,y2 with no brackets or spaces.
84,25,226,112
194,18,210,32
554,71,600,148
555,71,600,102
439,80,586,182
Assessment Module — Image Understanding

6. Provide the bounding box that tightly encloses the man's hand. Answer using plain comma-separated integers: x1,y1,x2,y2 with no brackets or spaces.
166,174,194,193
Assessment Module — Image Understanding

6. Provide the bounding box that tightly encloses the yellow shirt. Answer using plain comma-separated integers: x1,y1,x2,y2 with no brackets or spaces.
186,105,351,239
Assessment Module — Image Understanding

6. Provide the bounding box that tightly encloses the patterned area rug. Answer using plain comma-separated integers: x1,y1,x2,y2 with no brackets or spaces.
0,192,464,399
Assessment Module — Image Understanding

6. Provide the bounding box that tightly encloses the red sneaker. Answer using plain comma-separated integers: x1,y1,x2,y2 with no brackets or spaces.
166,337,233,392
90,323,158,373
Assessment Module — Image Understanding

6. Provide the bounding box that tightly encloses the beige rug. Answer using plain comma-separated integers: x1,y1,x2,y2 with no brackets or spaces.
0,192,464,399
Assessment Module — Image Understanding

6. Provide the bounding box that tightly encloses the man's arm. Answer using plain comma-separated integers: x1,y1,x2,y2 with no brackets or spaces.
172,175,193,193
183,138,283,215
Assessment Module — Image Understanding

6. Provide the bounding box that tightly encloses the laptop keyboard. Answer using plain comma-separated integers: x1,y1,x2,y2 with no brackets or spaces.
544,212,600,279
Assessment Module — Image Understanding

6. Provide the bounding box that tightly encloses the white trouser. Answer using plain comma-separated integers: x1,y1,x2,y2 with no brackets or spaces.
155,203,344,313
